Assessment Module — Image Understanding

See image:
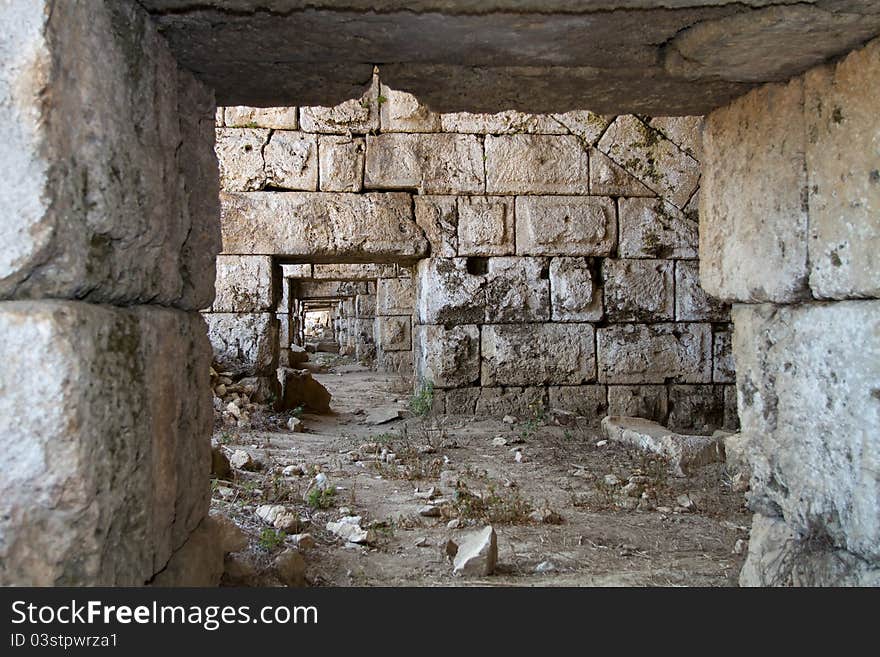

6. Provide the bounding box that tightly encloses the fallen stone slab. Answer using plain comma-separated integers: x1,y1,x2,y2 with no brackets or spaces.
326,516,375,545
601,416,725,476
365,405,403,425
453,525,497,577
276,367,332,414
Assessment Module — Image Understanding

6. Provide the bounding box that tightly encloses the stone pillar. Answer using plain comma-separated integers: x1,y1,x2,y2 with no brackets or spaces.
700,36,880,585
0,0,222,584
375,275,415,378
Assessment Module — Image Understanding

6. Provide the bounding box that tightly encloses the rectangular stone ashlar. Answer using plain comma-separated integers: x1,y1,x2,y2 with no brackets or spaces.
364,133,484,194
481,323,595,386
649,116,704,162
441,110,567,135
551,111,611,145
313,264,396,280
548,385,609,426
733,301,880,562
282,264,312,279
549,257,603,322
456,196,515,256
296,280,369,298
211,255,274,312
598,115,700,208
223,106,298,129
804,37,880,299
204,312,278,376
263,131,318,191
589,149,654,197
713,328,735,384
376,277,415,316
220,192,427,262
355,293,376,317
376,315,412,352
0,0,220,310
379,85,441,132
607,385,669,425
318,135,365,192
700,78,810,303
216,127,268,191
618,197,697,259
515,196,616,256
0,301,211,586
299,76,379,134
484,257,550,323
666,384,726,435
415,258,485,325
413,324,480,388
675,260,730,322
597,323,712,384
414,196,458,258
603,259,675,322
475,387,547,417
485,135,588,194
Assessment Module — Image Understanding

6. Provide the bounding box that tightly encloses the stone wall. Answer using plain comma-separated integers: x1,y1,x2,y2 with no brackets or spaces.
215,75,734,432
0,0,220,584
701,36,880,586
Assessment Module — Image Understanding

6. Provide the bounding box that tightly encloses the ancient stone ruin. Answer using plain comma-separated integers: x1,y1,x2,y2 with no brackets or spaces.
1,0,877,588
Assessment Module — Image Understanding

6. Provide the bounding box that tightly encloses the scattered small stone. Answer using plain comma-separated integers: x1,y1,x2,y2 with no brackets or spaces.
288,533,316,550
302,472,331,502
211,446,231,479
453,526,497,577
676,493,696,511
414,487,436,500
447,519,461,530
256,505,307,533
529,508,564,524
337,506,351,516
282,464,304,477
595,440,608,447
230,450,254,471
226,401,241,419
414,537,430,548
326,516,375,544
514,451,524,463
656,506,672,514
616,497,638,510
365,406,403,425
492,436,508,447
418,445,436,454
419,505,441,518
548,408,576,426
217,486,234,499
535,561,557,573
287,417,304,432
443,539,459,562
603,474,620,486
502,415,517,424
621,482,643,498
733,538,748,555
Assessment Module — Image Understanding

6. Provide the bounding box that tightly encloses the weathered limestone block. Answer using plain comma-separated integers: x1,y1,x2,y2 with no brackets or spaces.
481,324,595,386
667,384,725,435
376,277,415,316
220,192,427,261
0,0,219,309
485,135,588,194
151,513,246,587
675,260,730,322
589,150,653,197
277,367,332,414
224,106,298,129
441,110,566,135
313,263,396,280
723,384,739,431
603,259,675,322
415,258,485,325
211,255,274,313
804,37,880,299
549,257,602,322
376,350,414,379
414,196,458,258
355,294,375,318
457,196,514,256
264,131,318,190
548,386,608,426
444,387,481,415
380,85,441,132
484,257,550,323
413,324,480,389
700,78,810,303
733,301,880,563
282,264,312,279
607,385,668,425
713,328,735,384
296,280,369,298
516,196,616,256
649,116,703,161
376,316,412,352
598,115,699,208
204,313,278,376
0,301,212,585
618,198,697,259
598,323,712,384
318,135,365,192
475,387,547,418
299,76,378,134
216,127,267,191
552,111,611,145
364,133,484,193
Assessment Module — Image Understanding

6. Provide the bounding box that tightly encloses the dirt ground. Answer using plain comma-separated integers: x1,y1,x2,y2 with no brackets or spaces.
211,358,750,587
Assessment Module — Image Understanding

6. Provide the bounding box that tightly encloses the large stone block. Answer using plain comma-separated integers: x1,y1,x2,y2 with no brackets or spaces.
376,316,412,352
598,115,699,208
376,277,415,316
515,196,616,256
223,106,298,129
211,255,274,313
441,110,566,135
713,328,735,384
475,387,547,418
607,385,669,425
263,131,318,190
549,257,603,322
379,85,441,133
552,111,611,145
804,37,880,299
548,385,608,426
589,150,653,197
485,135,588,194
415,258,485,325
603,259,675,322
299,75,378,134
484,257,550,323
414,196,458,258
598,323,712,384
649,116,704,162
204,312,278,376
413,324,480,389
313,263,396,280
364,133,484,194
318,135,365,192
733,301,880,562
675,260,730,322
700,78,810,303
216,127,268,191
457,196,515,257
220,192,427,261
618,197,697,259
0,301,211,585
481,323,595,386
0,0,220,309
667,384,726,435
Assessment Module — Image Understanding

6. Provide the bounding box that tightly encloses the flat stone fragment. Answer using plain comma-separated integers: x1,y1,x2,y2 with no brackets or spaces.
452,526,497,577
516,196,616,256
601,416,725,476
597,323,712,384
413,324,480,389
485,135,588,194
618,197,697,259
